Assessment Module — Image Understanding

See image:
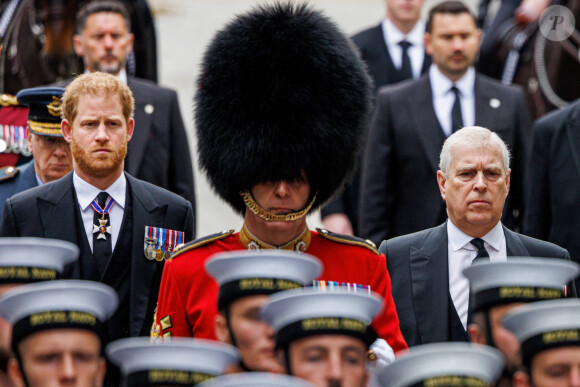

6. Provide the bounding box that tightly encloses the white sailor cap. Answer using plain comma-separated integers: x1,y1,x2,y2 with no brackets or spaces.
378,342,504,387
261,287,382,348
206,251,322,310
198,372,316,387
0,237,78,283
503,299,580,367
0,280,118,349
463,258,578,313
106,337,240,386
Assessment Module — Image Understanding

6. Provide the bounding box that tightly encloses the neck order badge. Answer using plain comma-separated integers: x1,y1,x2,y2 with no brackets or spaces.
91,193,115,240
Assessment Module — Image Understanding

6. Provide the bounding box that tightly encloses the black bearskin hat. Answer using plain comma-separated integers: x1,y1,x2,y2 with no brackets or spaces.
195,2,372,215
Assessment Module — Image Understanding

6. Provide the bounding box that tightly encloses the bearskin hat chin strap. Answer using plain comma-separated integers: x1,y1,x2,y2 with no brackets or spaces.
240,190,317,222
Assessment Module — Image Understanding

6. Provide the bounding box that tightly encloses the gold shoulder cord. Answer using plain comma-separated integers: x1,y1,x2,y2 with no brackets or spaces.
240,190,317,222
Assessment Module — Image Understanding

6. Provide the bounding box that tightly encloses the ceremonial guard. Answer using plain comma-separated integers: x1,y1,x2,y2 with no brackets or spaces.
152,3,407,355
0,87,72,220
106,337,239,386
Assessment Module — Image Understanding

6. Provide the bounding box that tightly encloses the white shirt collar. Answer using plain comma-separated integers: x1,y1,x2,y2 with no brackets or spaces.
73,171,126,211
429,65,475,99
382,18,425,48
448,219,504,253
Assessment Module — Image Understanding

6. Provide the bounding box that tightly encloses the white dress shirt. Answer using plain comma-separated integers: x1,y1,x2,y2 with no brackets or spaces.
382,18,425,79
447,220,507,329
429,65,476,137
73,172,126,252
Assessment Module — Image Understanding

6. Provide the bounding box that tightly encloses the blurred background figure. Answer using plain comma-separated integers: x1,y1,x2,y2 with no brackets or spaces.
321,0,430,236
0,87,71,220
476,0,580,119
107,337,238,386
263,289,382,387
504,299,580,387
206,251,321,374
464,258,579,386
378,342,504,387
0,0,157,94
0,280,118,387
523,99,580,290
0,238,78,387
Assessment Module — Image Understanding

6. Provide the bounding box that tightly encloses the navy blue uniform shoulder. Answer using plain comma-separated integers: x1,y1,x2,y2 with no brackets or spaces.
170,229,235,259
0,165,18,182
316,228,378,254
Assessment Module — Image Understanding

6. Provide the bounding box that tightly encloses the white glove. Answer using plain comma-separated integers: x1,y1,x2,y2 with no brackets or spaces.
366,338,395,387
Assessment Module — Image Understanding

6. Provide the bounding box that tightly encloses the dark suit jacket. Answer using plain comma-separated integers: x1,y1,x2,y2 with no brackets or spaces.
0,160,37,220
0,172,194,337
523,99,580,290
381,222,574,347
55,76,196,236
359,73,531,245
321,23,431,233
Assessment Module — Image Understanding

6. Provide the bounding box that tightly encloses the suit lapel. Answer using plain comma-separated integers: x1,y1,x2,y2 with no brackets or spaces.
126,78,152,176
37,173,85,278
410,223,450,343
411,76,446,174
564,105,580,179
474,76,499,129
504,226,530,257
127,174,167,336
37,173,78,244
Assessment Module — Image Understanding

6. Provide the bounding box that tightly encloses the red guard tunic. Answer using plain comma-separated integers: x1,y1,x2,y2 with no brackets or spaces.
152,226,408,353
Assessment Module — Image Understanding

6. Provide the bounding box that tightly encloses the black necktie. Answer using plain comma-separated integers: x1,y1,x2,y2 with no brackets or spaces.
398,40,413,80
93,191,112,274
450,86,464,133
470,238,490,264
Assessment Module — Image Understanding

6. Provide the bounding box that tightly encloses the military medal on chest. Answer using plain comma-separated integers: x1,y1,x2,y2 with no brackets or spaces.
144,226,185,261
91,196,115,240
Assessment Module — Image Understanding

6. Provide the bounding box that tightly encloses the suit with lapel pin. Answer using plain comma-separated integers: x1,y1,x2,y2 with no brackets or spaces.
523,99,580,291
359,72,531,245
0,171,194,339
381,221,574,347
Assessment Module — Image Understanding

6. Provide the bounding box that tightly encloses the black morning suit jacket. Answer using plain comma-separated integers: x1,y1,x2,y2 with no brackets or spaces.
55,76,197,236
523,99,580,290
321,24,431,234
381,222,575,347
359,73,531,246
0,172,194,338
